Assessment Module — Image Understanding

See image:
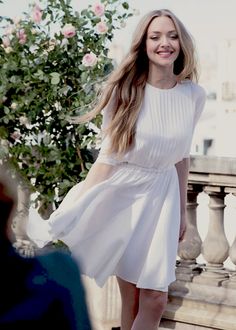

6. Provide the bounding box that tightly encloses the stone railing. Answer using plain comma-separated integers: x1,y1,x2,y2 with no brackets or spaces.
161,155,236,330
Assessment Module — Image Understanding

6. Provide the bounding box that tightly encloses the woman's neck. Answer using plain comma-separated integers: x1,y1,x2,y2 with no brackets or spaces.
147,66,177,89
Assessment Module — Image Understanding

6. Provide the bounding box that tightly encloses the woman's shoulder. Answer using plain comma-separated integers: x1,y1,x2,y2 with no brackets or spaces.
180,79,206,99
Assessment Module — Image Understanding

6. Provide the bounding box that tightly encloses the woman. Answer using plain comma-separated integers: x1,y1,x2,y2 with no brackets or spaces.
36,9,206,329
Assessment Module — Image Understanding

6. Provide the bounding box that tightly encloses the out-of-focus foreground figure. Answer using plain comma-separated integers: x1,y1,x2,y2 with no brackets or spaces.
0,163,92,330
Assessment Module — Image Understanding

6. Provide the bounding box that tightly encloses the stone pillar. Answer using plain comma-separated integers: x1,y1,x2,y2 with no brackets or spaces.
176,184,203,281
222,191,236,289
194,186,230,286
12,182,31,240
82,276,121,330
11,182,37,257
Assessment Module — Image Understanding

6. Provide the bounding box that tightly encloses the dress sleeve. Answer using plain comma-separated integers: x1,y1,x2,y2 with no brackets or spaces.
95,98,120,166
183,83,206,158
193,85,206,128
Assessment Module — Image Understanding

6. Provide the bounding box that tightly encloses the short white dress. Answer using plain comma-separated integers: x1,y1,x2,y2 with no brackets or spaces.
36,80,206,292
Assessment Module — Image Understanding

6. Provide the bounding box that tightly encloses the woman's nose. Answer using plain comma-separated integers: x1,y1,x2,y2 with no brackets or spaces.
159,36,170,46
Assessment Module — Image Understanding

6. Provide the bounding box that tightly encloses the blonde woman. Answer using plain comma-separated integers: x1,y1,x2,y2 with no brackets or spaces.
35,9,206,329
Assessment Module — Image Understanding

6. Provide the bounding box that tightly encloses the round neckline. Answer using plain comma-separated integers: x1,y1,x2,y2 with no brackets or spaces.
146,81,180,92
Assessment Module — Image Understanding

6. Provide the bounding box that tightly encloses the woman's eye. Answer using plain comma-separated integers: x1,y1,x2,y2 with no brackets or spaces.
170,34,178,39
150,36,159,40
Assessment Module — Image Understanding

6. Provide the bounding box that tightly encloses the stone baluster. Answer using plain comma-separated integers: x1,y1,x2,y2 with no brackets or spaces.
222,190,236,289
12,182,31,240
83,276,121,330
11,182,37,257
194,186,230,286
176,184,203,281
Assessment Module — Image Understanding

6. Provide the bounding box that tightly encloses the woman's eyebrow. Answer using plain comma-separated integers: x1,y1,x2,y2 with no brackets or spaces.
149,30,177,34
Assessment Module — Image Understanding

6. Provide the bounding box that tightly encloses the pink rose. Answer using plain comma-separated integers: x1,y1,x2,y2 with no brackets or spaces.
17,29,27,45
92,2,105,17
61,24,76,38
32,5,43,24
19,115,30,127
2,36,10,48
82,52,98,67
11,131,21,141
4,25,15,35
96,21,108,34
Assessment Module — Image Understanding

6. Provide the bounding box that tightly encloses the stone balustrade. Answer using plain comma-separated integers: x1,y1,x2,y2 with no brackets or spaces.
162,155,236,330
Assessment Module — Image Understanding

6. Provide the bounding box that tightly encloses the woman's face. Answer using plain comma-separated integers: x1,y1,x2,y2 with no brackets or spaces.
145,16,180,70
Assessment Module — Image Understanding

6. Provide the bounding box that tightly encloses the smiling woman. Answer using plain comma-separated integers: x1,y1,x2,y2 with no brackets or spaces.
146,16,180,75
28,8,206,330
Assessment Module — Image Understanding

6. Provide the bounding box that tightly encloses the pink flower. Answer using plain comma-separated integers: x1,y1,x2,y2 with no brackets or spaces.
32,4,43,24
19,115,30,127
11,131,21,141
61,24,76,38
96,21,108,34
4,25,15,35
17,29,27,45
92,2,105,17
2,36,10,48
82,52,98,67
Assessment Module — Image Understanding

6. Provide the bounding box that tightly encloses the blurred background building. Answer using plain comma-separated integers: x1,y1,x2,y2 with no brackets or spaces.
192,39,236,157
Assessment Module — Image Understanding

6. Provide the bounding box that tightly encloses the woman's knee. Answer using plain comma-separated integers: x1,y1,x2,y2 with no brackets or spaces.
117,277,139,307
139,289,168,315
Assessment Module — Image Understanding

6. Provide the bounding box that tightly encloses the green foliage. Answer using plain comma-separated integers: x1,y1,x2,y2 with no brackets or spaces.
0,0,133,215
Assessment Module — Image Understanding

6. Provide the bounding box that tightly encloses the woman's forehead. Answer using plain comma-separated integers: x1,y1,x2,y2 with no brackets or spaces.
147,16,176,33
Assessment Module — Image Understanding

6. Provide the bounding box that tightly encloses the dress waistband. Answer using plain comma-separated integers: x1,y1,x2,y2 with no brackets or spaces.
118,162,173,174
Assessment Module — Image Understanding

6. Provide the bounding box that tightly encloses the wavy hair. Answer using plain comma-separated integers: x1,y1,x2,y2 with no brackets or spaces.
78,9,198,155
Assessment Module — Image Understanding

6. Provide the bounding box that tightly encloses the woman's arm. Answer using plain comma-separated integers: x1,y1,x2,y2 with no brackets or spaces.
79,161,115,196
175,157,190,241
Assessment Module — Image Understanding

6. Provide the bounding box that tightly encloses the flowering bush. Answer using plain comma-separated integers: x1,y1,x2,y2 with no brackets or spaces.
0,0,133,216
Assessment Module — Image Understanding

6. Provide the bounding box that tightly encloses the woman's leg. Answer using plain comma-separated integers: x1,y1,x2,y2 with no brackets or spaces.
131,289,168,330
116,276,140,330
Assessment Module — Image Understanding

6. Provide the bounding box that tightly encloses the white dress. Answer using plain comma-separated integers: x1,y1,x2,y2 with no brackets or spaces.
31,80,206,292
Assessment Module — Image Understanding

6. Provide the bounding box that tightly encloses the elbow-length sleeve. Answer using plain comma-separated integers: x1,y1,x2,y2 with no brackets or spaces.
183,83,206,158
193,85,206,128
95,98,120,166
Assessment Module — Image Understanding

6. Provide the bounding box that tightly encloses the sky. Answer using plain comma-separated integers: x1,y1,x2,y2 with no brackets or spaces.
1,0,236,52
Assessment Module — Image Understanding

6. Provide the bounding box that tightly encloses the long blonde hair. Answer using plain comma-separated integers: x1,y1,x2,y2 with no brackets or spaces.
78,9,198,155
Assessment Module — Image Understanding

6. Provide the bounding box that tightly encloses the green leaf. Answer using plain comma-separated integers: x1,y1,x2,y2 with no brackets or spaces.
50,72,60,85
3,106,10,115
0,126,8,138
122,2,129,9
